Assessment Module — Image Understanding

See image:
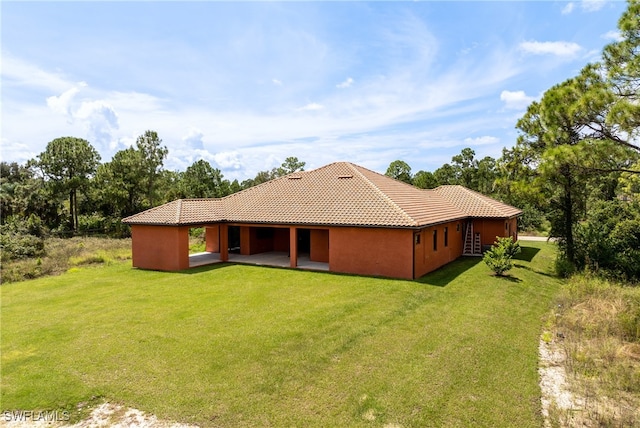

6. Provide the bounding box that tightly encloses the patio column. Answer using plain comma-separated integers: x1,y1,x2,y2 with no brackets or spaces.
290,226,297,268
220,224,229,262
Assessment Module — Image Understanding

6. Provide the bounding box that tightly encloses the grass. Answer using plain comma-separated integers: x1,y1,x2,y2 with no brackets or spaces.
546,274,640,427
0,237,131,283
1,241,560,427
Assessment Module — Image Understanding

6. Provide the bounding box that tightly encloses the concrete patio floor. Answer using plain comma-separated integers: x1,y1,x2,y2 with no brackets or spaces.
189,251,329,272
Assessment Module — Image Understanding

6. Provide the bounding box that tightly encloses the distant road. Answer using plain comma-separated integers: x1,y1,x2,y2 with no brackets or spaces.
518,235,553,242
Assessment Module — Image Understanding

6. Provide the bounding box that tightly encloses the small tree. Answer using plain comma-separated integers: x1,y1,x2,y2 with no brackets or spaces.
483,236,521,276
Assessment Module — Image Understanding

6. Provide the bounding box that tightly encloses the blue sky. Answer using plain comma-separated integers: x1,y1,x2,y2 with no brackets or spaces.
1,1,627,180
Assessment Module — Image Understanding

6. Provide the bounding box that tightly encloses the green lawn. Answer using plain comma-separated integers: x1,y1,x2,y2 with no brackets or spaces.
1,242,560,427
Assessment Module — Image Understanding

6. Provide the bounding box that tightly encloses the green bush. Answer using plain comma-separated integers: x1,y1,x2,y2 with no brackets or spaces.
483,236,520,276
554,256,576,278
0,230,46,261
77,213,127,237
0,218,46,261
573,200,640,281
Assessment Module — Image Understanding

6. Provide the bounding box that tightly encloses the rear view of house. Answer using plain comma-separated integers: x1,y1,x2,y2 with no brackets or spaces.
123,162,521,279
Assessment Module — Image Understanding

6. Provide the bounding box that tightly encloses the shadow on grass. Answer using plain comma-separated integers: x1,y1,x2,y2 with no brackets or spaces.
514,263,556,279
416,257,483,287
495,274,522,283
514,246,541,262
178,263,234,274
173,256,484,287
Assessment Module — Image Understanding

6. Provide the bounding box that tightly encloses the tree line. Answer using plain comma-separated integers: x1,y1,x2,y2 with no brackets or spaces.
0,131,307,236
2,0,639,280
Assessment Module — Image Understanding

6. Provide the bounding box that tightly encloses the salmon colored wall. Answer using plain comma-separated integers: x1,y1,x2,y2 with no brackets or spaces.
220,225,229,261
240,226,251,255
247,227,277,254
205,226,219,252
290,227,297,268
329,227,414,279
131,225,189,271
413,220,464,278
273,228,290,252
238,226,291,255
508,217,518,240
473,218,517,247
310,229,329,263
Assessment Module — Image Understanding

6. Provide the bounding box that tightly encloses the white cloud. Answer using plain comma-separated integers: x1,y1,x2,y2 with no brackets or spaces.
500,90,536,110
601,30,622,41
46,86,83,116
45,83,119,150
182,128,204,149
272,78,283,86
581,0,606,12
336,77,354,89
519,41,582,57
1,53,73,92
212,151,242,171
463,136,499,146
561,2,575,14
0,138,38,164
75,100,120,149
298,102,324,111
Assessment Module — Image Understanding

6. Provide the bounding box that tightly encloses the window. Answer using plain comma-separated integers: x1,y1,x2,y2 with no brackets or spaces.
456,223,460,232
415,234,421,245
433,229,438,251
505,222,508,230
444,227,448,247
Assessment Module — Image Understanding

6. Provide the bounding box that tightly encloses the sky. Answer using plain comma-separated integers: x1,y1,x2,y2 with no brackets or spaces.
1,0,628,181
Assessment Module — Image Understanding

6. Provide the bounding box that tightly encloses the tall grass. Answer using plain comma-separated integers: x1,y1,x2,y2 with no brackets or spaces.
550,274,640,426
0,237,131,284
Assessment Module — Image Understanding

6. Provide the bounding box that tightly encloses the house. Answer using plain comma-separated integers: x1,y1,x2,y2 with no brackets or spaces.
122,162,521,279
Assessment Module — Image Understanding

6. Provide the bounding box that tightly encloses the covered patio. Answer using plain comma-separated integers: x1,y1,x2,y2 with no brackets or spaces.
188,251,329,271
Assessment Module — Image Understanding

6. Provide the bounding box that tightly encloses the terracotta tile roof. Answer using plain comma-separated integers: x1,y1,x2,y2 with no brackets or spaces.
432,185,522,218
122,162,520,227
122,199,224,226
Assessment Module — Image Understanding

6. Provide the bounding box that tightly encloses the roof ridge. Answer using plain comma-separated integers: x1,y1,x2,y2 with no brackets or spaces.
347,163,418,226
449,185,507,210
175,199,183,224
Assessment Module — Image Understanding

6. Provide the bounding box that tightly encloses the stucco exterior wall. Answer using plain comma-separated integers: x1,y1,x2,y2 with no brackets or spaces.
273,228,290,252
507,217,518,240
240,226,251,255
413,220,464,278
310,229,329,263
473,217,518,247
329,227,414,279
237,226,290,255
131,225,189,271
205,226,219,252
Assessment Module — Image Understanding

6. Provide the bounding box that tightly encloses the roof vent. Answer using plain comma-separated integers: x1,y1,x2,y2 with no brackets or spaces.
288,175,302,180
338,174,353,179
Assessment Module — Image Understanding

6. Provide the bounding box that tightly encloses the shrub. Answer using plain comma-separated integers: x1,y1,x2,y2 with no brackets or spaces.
483,236,520,276
573,200,640,281
555,256,576,278
0,232,46,261
0,218,46,261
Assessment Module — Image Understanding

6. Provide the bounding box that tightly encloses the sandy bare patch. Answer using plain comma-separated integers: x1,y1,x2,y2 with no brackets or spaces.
1,403,197,428
539,335,584,427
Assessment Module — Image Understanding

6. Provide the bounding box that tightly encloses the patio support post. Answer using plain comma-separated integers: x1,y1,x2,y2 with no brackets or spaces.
220,224,229,262
290,226,297,268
